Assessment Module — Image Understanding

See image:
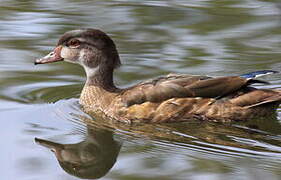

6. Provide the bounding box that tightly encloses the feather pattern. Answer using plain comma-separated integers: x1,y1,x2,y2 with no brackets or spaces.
120,73,275,107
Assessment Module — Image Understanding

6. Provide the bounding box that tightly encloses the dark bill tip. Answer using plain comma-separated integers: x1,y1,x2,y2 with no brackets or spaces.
34,61,40,65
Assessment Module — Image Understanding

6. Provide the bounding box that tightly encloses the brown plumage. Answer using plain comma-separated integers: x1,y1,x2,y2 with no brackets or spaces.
35,29,281,123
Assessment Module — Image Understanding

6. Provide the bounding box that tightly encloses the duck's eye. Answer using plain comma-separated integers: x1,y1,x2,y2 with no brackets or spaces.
68,39,80,47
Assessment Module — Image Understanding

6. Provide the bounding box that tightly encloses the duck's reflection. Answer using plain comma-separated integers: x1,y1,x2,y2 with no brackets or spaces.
35,125,121,179
35,108,281,179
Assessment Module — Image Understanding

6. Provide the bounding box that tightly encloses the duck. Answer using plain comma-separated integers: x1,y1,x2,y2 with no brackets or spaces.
35,28,281,123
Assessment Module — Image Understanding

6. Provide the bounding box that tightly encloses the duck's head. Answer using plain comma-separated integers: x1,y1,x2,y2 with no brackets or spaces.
35,29,121,79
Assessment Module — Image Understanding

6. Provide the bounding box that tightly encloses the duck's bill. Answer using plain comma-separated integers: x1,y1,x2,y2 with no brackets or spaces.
34,46,64,65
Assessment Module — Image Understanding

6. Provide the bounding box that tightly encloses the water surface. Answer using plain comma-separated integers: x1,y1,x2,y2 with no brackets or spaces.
1,0,281,179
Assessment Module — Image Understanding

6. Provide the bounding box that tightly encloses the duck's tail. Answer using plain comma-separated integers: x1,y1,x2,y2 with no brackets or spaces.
230,89,281,108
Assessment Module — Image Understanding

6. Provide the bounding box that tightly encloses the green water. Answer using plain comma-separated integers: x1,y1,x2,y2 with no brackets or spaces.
0,0,281,179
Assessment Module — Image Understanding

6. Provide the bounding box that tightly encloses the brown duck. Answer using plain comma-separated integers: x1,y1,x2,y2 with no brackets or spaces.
35,29,281,123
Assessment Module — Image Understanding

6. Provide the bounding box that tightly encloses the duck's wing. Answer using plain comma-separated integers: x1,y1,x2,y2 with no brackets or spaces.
121,74,268,107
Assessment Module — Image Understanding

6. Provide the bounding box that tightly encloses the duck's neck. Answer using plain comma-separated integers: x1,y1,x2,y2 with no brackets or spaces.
80,65,120,108
85,65,118,92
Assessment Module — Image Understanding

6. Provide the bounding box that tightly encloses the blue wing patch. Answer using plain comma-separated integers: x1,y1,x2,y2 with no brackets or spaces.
240,70,279,79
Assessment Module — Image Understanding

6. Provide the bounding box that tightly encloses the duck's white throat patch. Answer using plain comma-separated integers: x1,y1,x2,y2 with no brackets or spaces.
84,66,99,77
